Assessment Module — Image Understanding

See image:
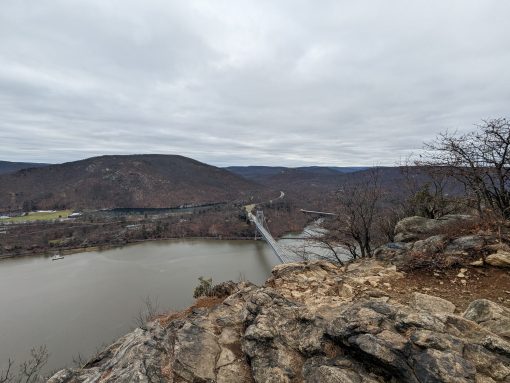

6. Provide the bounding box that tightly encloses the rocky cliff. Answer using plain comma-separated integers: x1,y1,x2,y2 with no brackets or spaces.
49,258,510,383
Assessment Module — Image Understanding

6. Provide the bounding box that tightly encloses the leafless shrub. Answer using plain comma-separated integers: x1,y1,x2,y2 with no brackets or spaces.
237,272,246,283
71,353,86,368
134,295,160,328
0,346,49,383
401,251,465,271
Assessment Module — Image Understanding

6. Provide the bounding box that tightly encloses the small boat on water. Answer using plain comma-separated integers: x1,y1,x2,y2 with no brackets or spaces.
51,254,64,261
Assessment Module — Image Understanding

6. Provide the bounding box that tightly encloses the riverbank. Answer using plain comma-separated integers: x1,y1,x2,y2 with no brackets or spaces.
0,200,311,261
0,235,263,261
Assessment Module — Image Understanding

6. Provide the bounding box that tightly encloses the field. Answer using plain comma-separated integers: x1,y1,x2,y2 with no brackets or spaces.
0,210,73,223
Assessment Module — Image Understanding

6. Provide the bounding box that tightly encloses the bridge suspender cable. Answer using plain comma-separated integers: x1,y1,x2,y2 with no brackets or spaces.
248,210,288,264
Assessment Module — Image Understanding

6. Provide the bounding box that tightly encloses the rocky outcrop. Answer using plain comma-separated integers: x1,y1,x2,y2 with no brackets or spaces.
486,250,510,268
48,324,171,382
375,215,506,269
49,260,510,383
394,215,473,242
410,292,456,314
463,299,510,339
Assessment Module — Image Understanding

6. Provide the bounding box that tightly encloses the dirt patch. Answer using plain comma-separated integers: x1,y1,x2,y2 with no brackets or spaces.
384,266,510,312
193,296,224,309
156,296,225,328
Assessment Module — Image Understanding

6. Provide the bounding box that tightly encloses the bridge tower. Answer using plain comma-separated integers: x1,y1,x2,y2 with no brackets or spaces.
254,210,265,240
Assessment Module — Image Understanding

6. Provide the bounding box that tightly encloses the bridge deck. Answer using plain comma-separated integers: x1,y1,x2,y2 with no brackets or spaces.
300,209,337,216
248,212,290,263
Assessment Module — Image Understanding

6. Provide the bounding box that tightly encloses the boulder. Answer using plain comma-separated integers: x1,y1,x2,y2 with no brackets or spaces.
47,324,170,383
410,292,456,314
373,242,412,262
412,235,447,254
444,235,493,256
486,250,510,268
394,214,473,242
463,299,510,339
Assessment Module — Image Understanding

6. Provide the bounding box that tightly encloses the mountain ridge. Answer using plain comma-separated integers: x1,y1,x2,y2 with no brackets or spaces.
0,154,264,212
0,160,50,175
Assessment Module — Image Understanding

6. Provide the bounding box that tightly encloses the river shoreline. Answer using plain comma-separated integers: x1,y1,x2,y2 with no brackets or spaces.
0,235,268,261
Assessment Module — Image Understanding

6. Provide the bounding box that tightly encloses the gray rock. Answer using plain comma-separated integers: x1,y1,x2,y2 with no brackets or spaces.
410,292,456,314
373,242,412,263
47,324,170,383
463,343,510,381
444,235,492,256
486,250,510,268
394,215,473,242
173,322,221,381
302,356,380,383
463,299,510,339
412,235,447,254
412,348,476,382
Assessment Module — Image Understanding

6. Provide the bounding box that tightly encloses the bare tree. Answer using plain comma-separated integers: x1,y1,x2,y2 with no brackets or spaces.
419,118,510,219
290,226,349,265
0,346,49,383
0,359,13,383
17,346,49,383
299,168,384,261
376,204,404,243
399,156,460,219
335,168,383,257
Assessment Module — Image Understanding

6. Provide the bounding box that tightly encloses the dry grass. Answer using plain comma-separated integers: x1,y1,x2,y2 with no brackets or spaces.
0,210,73,223
155,296,224,328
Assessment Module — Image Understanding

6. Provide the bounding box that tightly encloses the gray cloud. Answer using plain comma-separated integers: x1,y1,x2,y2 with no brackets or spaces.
1,0,509,166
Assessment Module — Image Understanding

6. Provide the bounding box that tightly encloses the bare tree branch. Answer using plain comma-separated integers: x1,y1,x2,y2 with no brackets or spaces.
418,118,510,219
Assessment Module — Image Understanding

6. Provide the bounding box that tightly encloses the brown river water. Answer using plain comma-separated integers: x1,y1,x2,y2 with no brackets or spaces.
0,239,280,375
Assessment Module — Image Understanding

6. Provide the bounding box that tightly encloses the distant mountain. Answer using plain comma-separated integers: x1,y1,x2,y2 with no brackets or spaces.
0,155,263,212
315,166,370,173
225,166,288,182
0,161,50,175
225,166,369,183
256,167,347,190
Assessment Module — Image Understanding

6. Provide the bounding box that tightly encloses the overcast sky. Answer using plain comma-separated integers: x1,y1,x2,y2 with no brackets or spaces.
1,1,509,166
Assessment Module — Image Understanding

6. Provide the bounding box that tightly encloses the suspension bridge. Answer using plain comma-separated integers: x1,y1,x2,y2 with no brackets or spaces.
247,209,292,263
246,193,336,264
245,191,294,263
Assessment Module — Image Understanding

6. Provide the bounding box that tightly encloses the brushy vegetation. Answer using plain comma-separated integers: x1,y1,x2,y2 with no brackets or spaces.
193,277,213,298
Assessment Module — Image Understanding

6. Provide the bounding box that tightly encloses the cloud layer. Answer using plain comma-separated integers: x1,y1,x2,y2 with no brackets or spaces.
1,0,509,166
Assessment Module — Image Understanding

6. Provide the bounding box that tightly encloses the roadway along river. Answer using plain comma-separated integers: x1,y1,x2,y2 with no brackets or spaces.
0,239,279,375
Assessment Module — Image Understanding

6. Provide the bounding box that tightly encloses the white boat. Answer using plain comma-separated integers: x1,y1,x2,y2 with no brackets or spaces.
51,254,64,261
